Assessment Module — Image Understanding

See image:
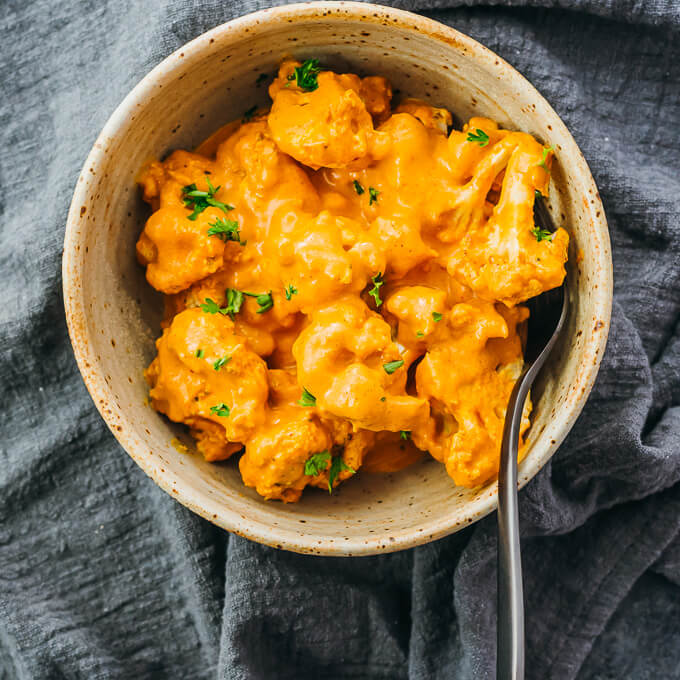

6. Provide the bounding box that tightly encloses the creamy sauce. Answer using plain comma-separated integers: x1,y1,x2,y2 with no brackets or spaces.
135,60,568,501
361,433,426,473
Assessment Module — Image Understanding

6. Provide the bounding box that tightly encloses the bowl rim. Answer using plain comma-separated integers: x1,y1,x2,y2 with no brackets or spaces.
62,0,613,556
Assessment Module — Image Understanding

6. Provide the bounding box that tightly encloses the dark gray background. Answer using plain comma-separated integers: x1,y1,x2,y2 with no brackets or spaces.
1,0,679,678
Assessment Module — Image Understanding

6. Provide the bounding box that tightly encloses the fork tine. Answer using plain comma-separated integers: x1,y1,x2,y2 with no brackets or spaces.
534,194,556,234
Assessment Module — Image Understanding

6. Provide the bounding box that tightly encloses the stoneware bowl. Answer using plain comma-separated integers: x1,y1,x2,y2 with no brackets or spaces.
63,1,612,555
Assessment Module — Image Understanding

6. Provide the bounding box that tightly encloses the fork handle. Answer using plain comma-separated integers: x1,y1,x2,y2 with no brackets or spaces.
497,373,530,680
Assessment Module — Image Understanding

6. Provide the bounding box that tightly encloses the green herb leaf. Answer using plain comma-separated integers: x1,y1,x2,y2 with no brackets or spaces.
244,290,273,314
538,145,555,171
213,355,231,371
353,179,365,195
292,58,321,91
304,450,331,476
224,288,244,319
383,359,405,374
368,272,384,308
201,298,224,315
400,430,411,441
209,402,230,417
298,387,316,408
466,128,490,147
368,187,380,205
207,218,244,244
380,396,386,402
257,293,274,313
531,226,553,242
328,455,355,493
181,183,202,220
182,175,233,220
535,189,544,200
284,284,298,300
195,348,204,358
243,105,257,122
181,183,202,197
432,312,443,322
416,331,424,338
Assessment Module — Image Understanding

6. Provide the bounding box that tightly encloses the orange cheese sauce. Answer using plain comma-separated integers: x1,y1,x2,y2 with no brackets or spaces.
361,432,426,473
136,60,568,502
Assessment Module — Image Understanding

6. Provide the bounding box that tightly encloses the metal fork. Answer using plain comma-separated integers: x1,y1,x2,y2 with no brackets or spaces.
496,196,569,679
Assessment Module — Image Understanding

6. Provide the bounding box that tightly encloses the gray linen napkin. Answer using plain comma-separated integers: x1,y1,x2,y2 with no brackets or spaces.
1,1,678,678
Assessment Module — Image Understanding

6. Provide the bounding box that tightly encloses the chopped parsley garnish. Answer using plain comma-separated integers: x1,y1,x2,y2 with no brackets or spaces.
383,359,405,374
400,430,411,441
531,226,553,242
538,145,554,171
368,187,380,205
213,355,231,371
535,189,544,200
284,284,298,300
353,180,365,195
201,298,225,315
466,128,490,147
304,450,355,493
224,288,245,318
255,73,269,86
304,450,331,476
416,331,425,338
195,349,204,358
209,403,230,417
291,58,321,91
298,387,316,408
182,176,233,220
201,290,244,318
328,455,355,493
242,105,257,122
207,218,244,244
368,273,384,308
244,290,273,314
256,292,274,313
432,312,443,322
380,396,387,402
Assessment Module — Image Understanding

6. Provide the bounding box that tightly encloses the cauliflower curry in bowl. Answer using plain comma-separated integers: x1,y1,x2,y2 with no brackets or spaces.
136,59,569,503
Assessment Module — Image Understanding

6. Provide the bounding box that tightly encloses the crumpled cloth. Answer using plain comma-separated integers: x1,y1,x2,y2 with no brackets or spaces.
1,0,679,678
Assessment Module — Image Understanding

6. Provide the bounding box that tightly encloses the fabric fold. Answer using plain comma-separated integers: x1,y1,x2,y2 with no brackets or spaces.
0,0,678,678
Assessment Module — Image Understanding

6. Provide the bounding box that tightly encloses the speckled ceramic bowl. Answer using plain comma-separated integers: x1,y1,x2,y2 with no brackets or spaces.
63,1,612,555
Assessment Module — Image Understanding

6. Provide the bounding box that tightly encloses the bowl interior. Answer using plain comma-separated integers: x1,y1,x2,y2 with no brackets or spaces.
64,3,611,555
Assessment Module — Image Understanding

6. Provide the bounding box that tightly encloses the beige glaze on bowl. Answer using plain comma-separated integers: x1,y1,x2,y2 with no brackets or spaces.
63,2,612,556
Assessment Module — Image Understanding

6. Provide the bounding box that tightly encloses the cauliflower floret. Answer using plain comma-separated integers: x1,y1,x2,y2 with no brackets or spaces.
394,99,452,134
351,113,460,236
136,206,227,294
240,410,332,502
217,119,321,218
239,370,373,501
188,420,243,462
384,285,447,343
268,60,390,169
446,118,507,184
446,135,569,304
138,150,217,208
359,76,393,123
292,297,429,432
136,153,236,294
412,302,529,487
434,135,518,243
369,217,437,277
145,308,269,452
266,210,385,312
162,252,302,361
